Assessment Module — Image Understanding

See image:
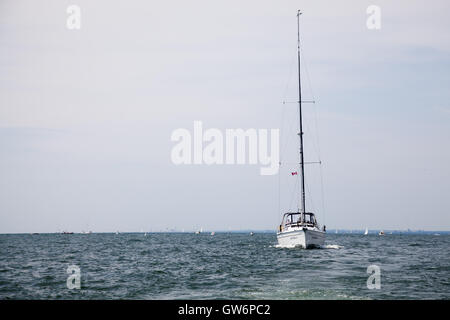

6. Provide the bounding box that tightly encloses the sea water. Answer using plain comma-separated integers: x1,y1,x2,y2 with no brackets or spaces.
0,233,448,299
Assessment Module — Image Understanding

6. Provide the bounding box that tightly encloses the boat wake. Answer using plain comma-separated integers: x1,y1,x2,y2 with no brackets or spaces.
273,244,298,249
321,244,342,249
273,244,342,249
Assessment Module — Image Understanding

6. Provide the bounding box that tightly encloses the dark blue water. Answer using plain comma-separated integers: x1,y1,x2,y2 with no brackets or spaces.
0,233,448,299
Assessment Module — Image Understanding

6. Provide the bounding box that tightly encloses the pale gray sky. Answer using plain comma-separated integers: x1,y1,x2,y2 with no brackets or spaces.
1,0,449,233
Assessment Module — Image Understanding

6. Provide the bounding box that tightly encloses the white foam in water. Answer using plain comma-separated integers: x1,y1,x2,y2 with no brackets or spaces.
272,244,342,249
321,244,342,249
272,244,300,249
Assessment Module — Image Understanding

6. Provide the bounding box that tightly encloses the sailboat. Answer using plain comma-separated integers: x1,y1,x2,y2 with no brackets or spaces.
276,11,326,249
364,228,369,235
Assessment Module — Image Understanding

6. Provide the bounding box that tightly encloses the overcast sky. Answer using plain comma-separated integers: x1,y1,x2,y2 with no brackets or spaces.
1,0,449,233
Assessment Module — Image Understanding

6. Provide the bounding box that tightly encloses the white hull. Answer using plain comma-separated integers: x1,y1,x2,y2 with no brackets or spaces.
277,228,325,249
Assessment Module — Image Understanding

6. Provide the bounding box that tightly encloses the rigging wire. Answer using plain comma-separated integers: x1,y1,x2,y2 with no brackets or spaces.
279,48,301,163
288,169,300,212
278,48,299,221
301,47,327,226
305,181,316,217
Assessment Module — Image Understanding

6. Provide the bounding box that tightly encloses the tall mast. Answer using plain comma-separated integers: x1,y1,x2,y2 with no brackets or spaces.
297,10,306,216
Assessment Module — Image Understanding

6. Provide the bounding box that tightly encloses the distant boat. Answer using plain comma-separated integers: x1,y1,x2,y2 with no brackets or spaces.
61,231,73,234
335,230,338,234
210,232,215,236
379,230,385,236
250,232,254,236
364,228,368,235
115,231,119,235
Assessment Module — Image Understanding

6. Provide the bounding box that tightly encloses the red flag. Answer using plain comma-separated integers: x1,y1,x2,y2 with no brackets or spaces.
291,172,298,176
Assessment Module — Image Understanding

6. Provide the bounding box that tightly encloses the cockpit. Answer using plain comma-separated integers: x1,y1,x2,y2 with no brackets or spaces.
281,212,319,229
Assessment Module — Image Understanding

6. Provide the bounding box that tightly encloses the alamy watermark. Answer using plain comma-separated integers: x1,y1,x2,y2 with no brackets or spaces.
366,264,381,289
66,5,81,30
366,5,381,30
171,121,280,175
66,265,81,289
